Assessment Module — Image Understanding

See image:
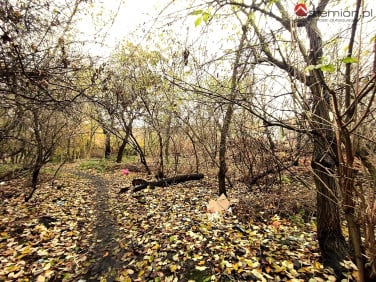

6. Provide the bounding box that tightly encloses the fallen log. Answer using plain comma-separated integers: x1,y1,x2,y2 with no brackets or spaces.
248,161,296,186
132,173,204,192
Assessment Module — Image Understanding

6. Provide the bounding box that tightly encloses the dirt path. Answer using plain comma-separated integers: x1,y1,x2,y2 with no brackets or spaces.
75,171,123,281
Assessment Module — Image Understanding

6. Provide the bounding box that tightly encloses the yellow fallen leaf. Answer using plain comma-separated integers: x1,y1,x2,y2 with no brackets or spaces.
195,266,207,271
44,270,54,279
172,254,179,261
21,245,32,255
314,261,323,269
37,249,49,256
42,263,51,271
352,270,360,280
119,276,132,282
6,264,20,273
1,232,9,239
192,253,203,261
169,264,178,272
272,263,286,273
36,275,45,282
265,265,271,273
251,269,265,281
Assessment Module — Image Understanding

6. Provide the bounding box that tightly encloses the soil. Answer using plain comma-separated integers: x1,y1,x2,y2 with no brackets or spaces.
75,171,124,281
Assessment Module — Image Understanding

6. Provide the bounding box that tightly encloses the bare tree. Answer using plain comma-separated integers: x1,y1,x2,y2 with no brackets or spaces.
0,0,91,200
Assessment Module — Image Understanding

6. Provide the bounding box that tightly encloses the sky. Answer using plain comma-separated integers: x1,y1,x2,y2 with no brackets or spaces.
76,0,166,56
75,0,375,70
73,0,375,122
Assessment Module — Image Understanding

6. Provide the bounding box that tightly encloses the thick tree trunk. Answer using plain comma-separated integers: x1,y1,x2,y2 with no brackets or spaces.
305,14,349,275
116,126,131,163
356,147,376,279
312,159,348,275
25,111,45,202
103,129,111,159
310,87,349,276
116,139,127,163
218,110,232,196
116,122,133,163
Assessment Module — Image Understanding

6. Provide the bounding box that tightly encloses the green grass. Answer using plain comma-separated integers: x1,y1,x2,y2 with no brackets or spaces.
0,163,24,179
0,163,21,174
78,159,110,172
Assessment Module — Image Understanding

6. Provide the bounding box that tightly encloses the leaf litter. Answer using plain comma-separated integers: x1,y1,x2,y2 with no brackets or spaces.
0,165,358,281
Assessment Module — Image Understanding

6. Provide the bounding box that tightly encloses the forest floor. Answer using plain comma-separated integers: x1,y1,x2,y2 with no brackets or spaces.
0,160,359,281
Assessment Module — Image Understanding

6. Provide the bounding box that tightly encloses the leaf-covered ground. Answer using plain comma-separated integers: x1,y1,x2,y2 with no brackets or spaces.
0,163,358,281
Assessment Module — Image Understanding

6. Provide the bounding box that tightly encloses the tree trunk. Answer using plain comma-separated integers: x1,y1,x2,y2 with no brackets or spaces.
306,16,349,275
86,123,98,159
164,114,172,165
310,88,349,276
25,110,44,202
187,131,199,173
129,132,151,175
156,132,165,178
131,173,204,192
25,165,41,202
104,128,111,159
116,139,127,163
66,138,72,161
356,147,376,279
116,121,133,163
218,109,232,196
248,161,295,187
312,159,348,275
218,18,250,196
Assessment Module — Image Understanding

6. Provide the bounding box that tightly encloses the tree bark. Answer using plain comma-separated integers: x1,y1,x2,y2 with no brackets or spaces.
130,173,204,192
116,125,132,163
306,16,349,274
25,110,44,202
186,131,199,173
103,128,111,159
156,132,165,179
116,139,127,163
129,132,151,175
25,165,41,202
248,161,296,187
164,114,172,166
218,19,250,196
311,160,348,275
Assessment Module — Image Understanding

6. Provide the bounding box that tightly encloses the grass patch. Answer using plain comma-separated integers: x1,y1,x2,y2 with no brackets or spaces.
78,159,107,172
0,163,22,174
0,163,26,180
78,159,116,172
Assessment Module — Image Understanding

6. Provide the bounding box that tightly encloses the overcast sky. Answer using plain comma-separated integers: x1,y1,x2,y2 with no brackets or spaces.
75,0,375,62
75,0,167,56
